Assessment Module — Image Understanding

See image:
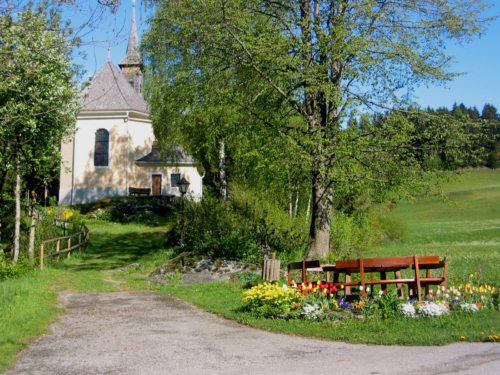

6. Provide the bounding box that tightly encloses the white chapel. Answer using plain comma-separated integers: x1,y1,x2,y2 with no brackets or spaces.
59,2,202,205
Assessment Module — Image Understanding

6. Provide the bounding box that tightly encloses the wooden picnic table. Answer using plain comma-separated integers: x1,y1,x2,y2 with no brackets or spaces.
288,256,447,301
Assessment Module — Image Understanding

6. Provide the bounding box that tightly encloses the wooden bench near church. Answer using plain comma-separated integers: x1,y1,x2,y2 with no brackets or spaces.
129,187,151,196
288,256,447,301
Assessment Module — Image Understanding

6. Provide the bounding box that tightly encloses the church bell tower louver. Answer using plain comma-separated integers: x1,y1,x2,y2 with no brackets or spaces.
119,0,143,94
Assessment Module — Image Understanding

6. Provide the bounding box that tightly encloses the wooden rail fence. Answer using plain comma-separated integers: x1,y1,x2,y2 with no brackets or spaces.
39,225,90,270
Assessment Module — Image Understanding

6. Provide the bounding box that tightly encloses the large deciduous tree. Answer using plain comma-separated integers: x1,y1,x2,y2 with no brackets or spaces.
145,0,490,259
0,4,78,262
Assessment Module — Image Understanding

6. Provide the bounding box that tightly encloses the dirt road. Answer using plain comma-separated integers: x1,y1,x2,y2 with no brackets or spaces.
5,292,500,375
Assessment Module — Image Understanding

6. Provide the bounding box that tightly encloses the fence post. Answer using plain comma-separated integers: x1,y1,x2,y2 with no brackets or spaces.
40,243,44,271
56,240,60,263
262,252,280,282
67,237,71,258
78,233,82,254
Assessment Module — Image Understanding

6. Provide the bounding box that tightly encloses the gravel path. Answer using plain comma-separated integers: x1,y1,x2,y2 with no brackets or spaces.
5,291,500,375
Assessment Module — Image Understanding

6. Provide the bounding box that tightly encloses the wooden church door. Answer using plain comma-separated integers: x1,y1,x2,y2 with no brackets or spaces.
152,174,162,196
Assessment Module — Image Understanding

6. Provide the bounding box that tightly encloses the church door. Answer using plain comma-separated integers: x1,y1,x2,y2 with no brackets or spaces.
152,174,162,196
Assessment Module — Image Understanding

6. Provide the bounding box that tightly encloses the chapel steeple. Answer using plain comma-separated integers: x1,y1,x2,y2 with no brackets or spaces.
119,0,143,94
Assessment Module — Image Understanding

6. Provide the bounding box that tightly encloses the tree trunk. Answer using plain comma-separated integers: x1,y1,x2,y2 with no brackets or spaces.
305,191,311,223
12,156,21,264
28,202,37,263
218,136,227,201
288,173,293,220
294,188,299,217
305,170,333,260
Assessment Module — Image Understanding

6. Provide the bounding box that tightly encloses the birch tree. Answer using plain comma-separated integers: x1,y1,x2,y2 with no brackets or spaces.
0,5,78,262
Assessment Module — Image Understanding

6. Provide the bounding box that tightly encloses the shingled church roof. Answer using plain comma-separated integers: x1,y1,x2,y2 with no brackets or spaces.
79,61,149,113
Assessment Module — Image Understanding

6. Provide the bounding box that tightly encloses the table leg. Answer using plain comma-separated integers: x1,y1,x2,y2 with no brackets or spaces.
395,271,404,298
381,272,387,294
345,273,351,295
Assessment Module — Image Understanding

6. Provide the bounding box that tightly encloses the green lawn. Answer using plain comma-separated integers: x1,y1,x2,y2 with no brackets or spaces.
369,169,500,284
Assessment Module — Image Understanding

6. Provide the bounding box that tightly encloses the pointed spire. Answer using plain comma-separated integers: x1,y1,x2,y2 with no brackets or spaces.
119,0,141,67
107,47,111,62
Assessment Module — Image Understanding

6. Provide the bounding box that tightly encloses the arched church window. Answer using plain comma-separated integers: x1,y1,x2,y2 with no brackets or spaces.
94,129,109,167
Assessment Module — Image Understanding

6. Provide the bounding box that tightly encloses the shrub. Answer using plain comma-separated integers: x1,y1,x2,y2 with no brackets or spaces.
171,186,406,263
329,205,406,261
80,197,173,225
174,195,261,262
0,252,31,281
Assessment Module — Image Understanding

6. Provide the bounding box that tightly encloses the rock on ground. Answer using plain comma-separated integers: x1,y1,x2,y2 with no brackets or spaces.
5,291,500,375
149,256,256,285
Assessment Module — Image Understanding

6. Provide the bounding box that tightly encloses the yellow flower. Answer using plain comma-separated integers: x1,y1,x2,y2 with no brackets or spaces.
61,209,74,220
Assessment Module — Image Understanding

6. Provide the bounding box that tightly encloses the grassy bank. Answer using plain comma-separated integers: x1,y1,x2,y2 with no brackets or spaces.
0,270,62,371
369,169,500,284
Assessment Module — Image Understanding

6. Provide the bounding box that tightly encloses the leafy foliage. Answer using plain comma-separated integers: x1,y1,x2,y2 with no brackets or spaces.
144,0,491,259
0,252,31,281
0,2,78,259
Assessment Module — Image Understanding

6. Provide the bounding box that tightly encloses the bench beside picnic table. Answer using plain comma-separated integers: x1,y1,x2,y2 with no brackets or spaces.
288,256,447,301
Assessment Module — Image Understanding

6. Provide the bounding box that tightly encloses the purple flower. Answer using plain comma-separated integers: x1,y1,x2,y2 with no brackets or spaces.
340,301,353,309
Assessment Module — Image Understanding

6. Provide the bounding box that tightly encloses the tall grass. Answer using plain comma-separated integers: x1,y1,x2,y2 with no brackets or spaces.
0,270,61,371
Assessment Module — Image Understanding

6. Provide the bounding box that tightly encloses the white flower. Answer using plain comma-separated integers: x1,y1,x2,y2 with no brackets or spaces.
460,303,479,312
282,284,288,291
366,286,371,293
416,302,449,317
400,303,416,318
302,304,322,320
378,290,384,296
359,286,364,291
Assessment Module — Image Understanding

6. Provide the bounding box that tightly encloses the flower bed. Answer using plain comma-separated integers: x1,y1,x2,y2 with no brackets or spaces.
241,276,499,321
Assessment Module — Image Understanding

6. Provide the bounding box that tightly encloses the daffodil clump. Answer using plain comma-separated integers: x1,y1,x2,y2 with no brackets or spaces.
426,277,499,311
241,283,303,317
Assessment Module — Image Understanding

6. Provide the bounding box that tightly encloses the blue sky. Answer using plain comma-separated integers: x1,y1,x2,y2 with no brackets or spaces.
74,0,500,112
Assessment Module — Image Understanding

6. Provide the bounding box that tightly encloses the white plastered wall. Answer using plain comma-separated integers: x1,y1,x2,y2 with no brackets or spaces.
132,164,203,201
59,112,202,204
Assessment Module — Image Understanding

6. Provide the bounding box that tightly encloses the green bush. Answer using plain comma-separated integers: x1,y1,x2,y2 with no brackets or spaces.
174,195,261,262
329,205,406,261
0,252,31,281
170,187,309,263
79,197,173,225
170,186,406,263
